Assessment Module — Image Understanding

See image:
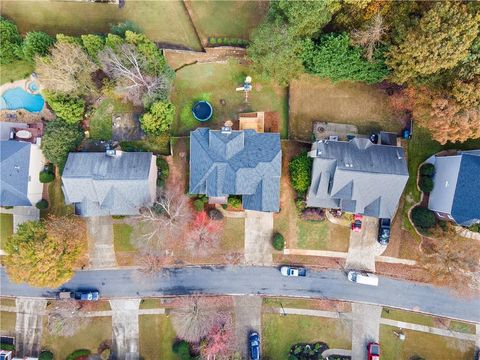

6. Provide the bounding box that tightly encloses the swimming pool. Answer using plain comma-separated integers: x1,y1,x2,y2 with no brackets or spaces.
0,87,45,112
28,81,40,92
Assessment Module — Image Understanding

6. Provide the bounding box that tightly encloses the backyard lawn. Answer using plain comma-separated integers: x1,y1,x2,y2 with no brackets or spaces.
171,62,288,138
0,60,34,85
139,314,177,360
187,0,268,43
380,325,475,360
0,214,13,249
41,316,112,358
0,0,201,50
289,74,400,141
262,313,351,360
40,177,74,219
89,97,135,140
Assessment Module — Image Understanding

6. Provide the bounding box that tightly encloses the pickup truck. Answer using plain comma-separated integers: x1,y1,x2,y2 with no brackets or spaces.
280,266,307,277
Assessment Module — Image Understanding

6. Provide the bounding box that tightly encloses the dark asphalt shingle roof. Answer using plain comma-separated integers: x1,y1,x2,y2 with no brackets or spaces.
306,138,408,219
189,128,281,212
0,141,31,206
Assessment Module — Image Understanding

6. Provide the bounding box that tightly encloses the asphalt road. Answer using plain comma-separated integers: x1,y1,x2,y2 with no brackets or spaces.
1,267,479,322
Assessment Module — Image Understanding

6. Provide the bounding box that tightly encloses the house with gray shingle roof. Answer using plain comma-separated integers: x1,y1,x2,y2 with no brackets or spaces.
306,137,408,219
189,128,281,212
62,151,157,217
427,150,480,226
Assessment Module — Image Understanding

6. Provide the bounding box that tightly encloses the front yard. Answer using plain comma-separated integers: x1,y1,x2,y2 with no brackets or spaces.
289,74,400,141
171,62,288,138
262,313,351,360
139,314,177,360
380,325,475,360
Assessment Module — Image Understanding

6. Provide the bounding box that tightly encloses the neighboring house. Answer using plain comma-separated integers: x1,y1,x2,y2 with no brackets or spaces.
0,123,45,208
189,128,281,212
427,150,480,226
306,137,408,219
62,150,157,216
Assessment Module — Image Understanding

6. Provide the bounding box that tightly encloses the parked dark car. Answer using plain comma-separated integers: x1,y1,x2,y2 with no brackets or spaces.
378,218,391,245
74,290,100,301
249,332,260,360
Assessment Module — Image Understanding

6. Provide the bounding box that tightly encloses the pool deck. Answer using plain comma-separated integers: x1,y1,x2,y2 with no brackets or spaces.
0,77,53,123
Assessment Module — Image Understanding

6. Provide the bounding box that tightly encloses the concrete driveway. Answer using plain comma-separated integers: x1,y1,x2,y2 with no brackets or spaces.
233,296,262,357
346,216,384,271
86,216,117,269
244,210,273,265
110,299,141,360
15,298,47,357
351,303,382,360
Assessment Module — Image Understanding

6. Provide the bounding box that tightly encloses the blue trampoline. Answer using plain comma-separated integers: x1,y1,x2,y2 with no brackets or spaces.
192,100,213,122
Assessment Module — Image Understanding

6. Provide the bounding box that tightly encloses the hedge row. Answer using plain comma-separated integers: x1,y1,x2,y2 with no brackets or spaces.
208,37,249,47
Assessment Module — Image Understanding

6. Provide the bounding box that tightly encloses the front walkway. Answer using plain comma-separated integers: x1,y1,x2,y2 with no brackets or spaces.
86,216,117,269
15,298,47,358
244,210,273,265
110,299,141,360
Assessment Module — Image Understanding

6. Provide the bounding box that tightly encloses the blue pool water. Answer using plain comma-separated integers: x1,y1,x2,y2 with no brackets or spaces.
0,87,44,112
28,81,39,92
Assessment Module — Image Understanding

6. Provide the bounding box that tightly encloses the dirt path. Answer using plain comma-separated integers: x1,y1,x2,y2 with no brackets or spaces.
110,299,141,360
234,296,262,358
15,298,47,357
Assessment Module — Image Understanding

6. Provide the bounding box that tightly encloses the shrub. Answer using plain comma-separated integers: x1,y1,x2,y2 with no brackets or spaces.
45,92,85,125
35,199,49,210
301,208,325,221
22,31,55,61
41,120,84,167
217,38,223,44
272,233,285,251
468,223,480,233
193,199,205,212
156,157,169,178
110,21,141,37
411,207,436,230
419,176,434,193
208,209,224,220
419,163,435,177
295,199,306,213
209,37,217,45
39,171,55,183
39,351,54,360
289,152,312,194
120,141,147,152
0,16,22,64
66,349,91,360
0,343,15,351
228,196,242,209
140,101,175,135
172,340,193,360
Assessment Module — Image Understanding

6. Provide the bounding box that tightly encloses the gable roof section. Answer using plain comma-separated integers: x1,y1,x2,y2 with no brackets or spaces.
189,128,281,212
0,141,31,206
427,155,462,215
62,152,154,216
306,138,408,218
451,153,480,226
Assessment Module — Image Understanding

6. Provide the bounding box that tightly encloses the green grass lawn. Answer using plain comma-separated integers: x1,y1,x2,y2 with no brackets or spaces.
1,0,201,50
187,0,267,42
113,223,135,252
297,220,350,252
0,311,16,334
380,325,475,360
40,177,73,219
41,316,112,358
139,298,163,310
220,217,244,252
171,62,288,138
262,313,351,360
0,60,34,85
89,97,134,140
0,298,16,307
139,315,177,360
0,213,13,249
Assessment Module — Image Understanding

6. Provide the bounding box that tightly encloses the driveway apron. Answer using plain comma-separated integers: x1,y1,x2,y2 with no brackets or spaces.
15,298,47,357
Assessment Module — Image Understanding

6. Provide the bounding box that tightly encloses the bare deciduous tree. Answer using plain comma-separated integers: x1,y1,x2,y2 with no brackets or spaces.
47,299,90,337
187,212,223,257
420,224,480,291
171,296,231,343
136,187,193,251
350,13,386,61
199,313,234,360
99,44,170,105
36,42,97,95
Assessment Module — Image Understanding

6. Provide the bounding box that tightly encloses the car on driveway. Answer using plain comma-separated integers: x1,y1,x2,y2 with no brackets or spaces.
377,218,391,245
351,214,363,232
280,266,307,277
367,342,380,360
249,332,260,360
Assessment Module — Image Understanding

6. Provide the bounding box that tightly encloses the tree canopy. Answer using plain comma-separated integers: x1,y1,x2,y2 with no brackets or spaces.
4,217,86,287
0,16,22,64
44,92,85,125
140,101,175,135
22,31,55,61
248,21,304,86
41,120,84,167
302,33,389,84
386,2,479,84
